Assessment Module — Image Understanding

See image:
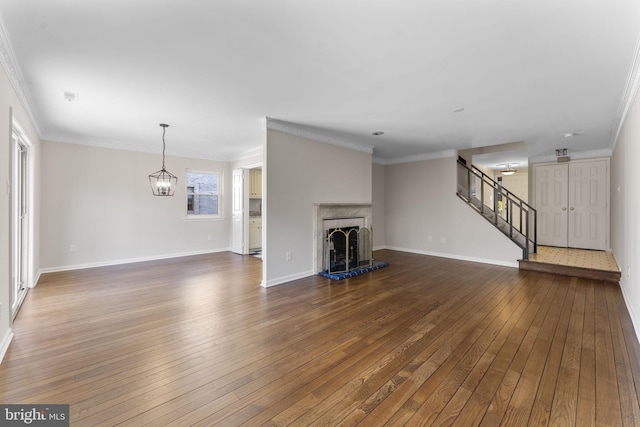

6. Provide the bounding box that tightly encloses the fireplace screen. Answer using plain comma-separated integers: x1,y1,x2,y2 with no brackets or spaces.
324,226,372,273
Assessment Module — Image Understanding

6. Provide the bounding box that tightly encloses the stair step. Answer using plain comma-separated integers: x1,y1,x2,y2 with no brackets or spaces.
518,260,621,282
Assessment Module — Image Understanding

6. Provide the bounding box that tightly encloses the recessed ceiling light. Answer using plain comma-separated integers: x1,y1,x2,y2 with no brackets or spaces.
563,132,579,138
451,107,465,113
372,131,384,136
63,91,78,103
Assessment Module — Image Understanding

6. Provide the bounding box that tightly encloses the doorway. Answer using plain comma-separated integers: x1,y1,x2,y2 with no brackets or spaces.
231,166,262,256
534,159,608,250
11,123,32,317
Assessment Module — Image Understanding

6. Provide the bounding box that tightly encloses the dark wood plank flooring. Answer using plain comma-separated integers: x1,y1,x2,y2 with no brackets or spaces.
0,249,639,426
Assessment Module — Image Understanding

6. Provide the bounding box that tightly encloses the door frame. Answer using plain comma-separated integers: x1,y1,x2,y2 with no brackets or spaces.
231,168,250,254
231,162,263,255
10,118,34,318
531,157,610,250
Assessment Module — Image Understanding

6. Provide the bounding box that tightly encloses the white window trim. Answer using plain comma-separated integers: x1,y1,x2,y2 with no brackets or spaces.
184,170,224,221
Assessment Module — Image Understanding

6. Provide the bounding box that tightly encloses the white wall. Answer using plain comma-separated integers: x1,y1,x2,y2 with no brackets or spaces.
264,129,372,286
384,156,522,266
0,65,42,361
40,140,232,271
611,89,640,341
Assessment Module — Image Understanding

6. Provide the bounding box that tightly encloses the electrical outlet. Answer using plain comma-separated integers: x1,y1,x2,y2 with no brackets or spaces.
207,234,212,241
69,244,77,253
628,267,631,278
428,236,433,242
441,237,446,244
286,252,292,261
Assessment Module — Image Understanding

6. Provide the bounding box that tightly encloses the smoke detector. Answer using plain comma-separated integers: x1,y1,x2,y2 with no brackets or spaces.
63,91,79,103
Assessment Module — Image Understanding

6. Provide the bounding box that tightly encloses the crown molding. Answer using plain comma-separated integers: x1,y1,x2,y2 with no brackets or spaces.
42,132,234,162
378,149,457,165
42,133,262,162
45,131,264,163
258,116,268,130
611,32,640,150
265,118,374,155
0,15,41,135
229,145,263,162
529,148,612,164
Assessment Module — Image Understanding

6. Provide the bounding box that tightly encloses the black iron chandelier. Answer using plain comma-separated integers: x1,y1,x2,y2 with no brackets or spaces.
148,123,178,196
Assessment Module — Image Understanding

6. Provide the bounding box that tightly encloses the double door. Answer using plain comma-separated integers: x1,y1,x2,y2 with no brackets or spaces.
534,159,608,250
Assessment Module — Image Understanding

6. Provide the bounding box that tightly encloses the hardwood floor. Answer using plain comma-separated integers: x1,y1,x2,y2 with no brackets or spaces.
1,249,639,426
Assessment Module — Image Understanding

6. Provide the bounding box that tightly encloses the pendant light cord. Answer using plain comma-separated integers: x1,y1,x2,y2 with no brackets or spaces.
160,124,169,170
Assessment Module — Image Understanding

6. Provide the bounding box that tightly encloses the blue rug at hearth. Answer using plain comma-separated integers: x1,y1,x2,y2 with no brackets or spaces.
318,261,389,281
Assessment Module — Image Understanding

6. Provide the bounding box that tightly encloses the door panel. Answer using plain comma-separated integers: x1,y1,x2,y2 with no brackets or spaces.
231,169,248,254
535,164,568,247
568,160,607,250
11,136,29,316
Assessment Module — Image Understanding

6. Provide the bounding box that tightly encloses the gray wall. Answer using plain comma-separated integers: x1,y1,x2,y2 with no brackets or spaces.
40,140,232,270
264,129,372,286
383,156,522,266
611,88,640,341
372,162,386,249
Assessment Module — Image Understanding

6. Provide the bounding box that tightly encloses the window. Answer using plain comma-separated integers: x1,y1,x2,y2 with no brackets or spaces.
186,171,221,218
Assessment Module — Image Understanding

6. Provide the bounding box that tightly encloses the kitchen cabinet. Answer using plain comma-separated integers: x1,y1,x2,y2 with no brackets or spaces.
249,217,262,250
250,169,262,198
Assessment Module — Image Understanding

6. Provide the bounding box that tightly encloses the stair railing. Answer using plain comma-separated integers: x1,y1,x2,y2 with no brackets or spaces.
457,159,537,259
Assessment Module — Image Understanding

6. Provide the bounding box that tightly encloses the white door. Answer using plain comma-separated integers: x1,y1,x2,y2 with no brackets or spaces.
535,164,569,247
230,169,249,254
568,160,607,250
11,135,29,316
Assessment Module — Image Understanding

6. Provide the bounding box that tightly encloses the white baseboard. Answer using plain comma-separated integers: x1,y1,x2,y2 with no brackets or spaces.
382,246,519,269
38,247,232,275
30,270,41,288
262,270,315,288
618,280,640,345
0,328,14,365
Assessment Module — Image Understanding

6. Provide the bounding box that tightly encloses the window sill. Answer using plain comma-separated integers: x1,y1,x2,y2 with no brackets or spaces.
184,216,225,222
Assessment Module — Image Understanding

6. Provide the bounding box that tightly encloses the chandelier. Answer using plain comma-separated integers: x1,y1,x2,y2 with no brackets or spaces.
148,124,178,196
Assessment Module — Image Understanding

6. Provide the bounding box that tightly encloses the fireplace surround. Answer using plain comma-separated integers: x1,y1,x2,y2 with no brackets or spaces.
313,203,372,273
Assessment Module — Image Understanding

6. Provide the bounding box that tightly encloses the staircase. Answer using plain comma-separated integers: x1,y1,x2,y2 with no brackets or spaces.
456,158,537,260
456,159,621,281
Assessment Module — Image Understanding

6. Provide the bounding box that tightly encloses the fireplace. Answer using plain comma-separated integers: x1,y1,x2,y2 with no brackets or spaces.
324,218,373,274
313,204,373,273
326,226,360,272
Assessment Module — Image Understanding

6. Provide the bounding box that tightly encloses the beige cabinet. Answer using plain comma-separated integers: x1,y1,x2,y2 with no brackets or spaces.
249,218,262,250
250,169,262,198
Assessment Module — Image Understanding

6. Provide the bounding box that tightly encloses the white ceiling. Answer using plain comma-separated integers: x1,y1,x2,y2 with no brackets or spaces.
1,1,639,168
